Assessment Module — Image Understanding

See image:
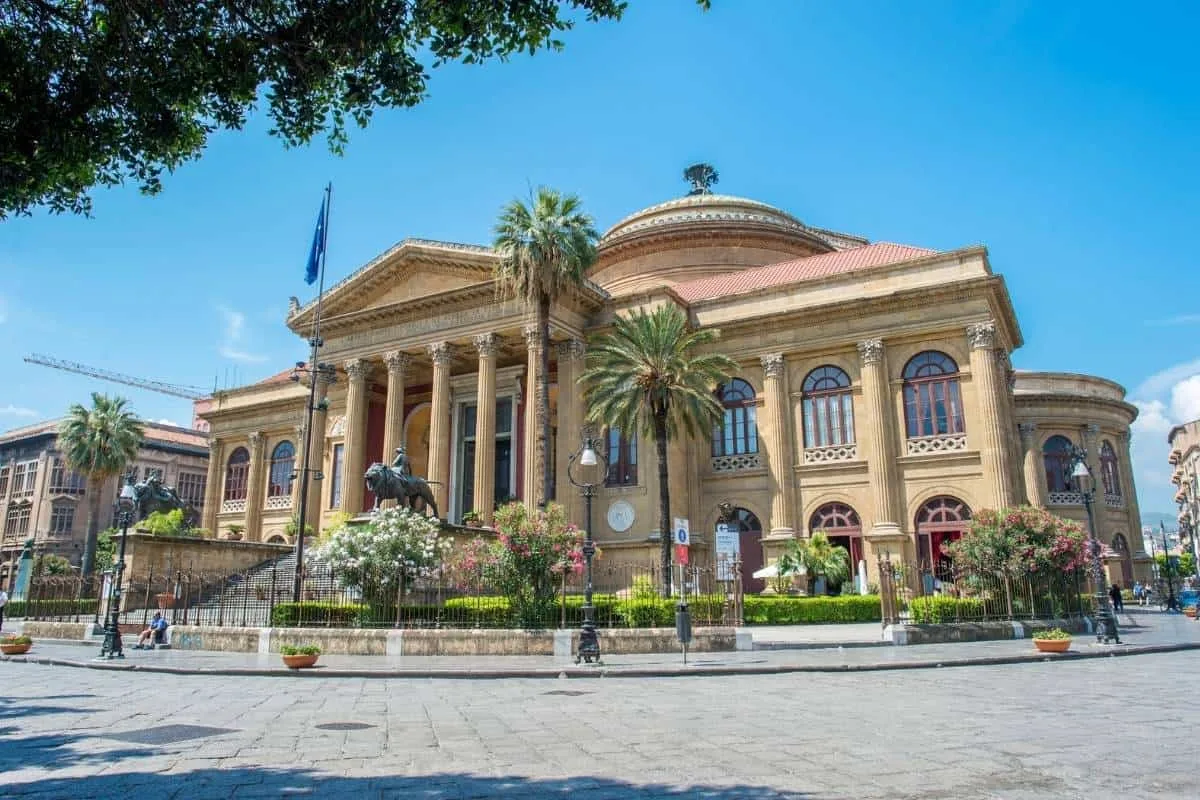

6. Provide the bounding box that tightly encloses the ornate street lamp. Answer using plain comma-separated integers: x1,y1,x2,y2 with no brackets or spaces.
1158,524,1180,613
98,479,137,659
567,435,606,664
1069,448,1120,643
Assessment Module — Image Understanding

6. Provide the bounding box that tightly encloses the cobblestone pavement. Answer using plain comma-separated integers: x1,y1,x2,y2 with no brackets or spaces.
2,651,1196,799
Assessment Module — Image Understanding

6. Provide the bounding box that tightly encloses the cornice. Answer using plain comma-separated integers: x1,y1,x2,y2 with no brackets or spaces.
1013,393,1138,423
593,224,831,271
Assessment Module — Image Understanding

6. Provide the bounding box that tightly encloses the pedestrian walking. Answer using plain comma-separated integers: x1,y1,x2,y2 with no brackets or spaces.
1109,583,1124,613
1133,581,1144,606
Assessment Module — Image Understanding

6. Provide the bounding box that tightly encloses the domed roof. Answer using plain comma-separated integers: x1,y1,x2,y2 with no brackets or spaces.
600,194,820,247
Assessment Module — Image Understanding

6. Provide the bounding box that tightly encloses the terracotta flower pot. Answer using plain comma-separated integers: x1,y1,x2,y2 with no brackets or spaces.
1,643,32,655
156,592,175,610
1184,607,1197,619
1033,638,1071,653
281,654,319,669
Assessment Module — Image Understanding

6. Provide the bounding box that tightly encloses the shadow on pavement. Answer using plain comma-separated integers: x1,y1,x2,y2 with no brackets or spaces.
0,730,157,775
0,766,824,799
0,698,101,721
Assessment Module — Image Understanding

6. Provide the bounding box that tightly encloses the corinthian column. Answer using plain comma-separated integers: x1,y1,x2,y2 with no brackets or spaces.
340,358,370,515
967,321,1018,509
201,440,223,532
761,353,796,537
556,339,586,527
1019,422,1048,507
304,366,335,532
244,432,266,540
382,351,411,466
858,339,902,538
522,326,543,508
427,342,452,517
473,334,498,525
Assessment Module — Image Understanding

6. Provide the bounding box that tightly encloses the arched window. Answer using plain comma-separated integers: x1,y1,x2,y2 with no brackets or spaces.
712,379,758,457
809,502,863,575
902,351,964,438
1042,435,1076,493
223,447,250,502
605,428,637,487
915,496,972,582
268,441,296,498
1100,440,1121,497
802,367,855,448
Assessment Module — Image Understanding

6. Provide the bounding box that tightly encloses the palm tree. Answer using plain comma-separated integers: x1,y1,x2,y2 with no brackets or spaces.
58,393,144,577
581,304,736,596
778,532,851,596
493,187,599,507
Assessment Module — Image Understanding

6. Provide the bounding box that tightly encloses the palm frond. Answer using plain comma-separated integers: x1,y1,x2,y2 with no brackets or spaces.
492,186,599,306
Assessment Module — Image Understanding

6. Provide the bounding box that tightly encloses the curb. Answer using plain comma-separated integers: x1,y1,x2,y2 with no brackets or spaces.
3,641,1198,680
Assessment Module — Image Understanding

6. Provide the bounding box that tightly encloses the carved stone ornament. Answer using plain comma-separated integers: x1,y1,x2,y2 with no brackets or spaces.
248,431,264,450
316,363,338,386
473,333,498,358
427,341,453,366
383,350,412,374
760,353,785,379
1018,422,1038,443
966,320,997,350
557,338,585,361
856,339,884,365
344,358,370,381
523,325,541,350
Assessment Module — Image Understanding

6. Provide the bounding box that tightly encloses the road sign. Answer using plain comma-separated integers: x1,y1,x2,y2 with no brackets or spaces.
674,543,690,565
673,517,690,546
715,523,739,581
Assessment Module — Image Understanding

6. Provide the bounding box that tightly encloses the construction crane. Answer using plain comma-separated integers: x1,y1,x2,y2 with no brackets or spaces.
24,354,210,401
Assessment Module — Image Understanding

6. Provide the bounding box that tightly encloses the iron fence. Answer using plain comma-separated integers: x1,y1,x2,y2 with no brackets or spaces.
24,557,745,630
878,557,1091,626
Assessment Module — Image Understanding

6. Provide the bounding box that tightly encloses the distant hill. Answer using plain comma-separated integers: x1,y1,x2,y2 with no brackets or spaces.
1141,511,1177,532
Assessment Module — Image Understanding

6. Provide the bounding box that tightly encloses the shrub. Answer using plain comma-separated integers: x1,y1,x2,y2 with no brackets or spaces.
742,595,881,625
1033,627,1071,640
280,644,321,656
2,634,33,645
270,601,366,627
615,598,674,628
908,596,986,624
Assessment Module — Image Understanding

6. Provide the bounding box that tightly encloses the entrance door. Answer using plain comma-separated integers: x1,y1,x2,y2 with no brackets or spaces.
915,496,971,588
809,503,863,595
725,508,764,594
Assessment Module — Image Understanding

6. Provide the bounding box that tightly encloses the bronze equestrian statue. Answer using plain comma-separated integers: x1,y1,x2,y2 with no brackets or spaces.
130,474,198,528
364,447,439,519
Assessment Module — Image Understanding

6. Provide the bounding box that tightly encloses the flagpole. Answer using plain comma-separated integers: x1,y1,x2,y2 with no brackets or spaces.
293,183,333,604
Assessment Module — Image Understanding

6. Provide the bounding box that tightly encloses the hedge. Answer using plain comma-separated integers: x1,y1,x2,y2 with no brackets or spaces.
5,599,100,619
742,595,881,625
908,596,985,624
270,601,367,627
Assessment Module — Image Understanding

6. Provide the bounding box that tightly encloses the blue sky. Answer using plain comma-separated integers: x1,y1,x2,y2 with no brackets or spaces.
1,0,1197,518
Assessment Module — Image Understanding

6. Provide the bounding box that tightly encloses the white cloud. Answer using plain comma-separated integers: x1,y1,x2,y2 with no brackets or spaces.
1134,358,1200,400
217,306,267,363
1129,360,1200,516
0,405,39,418
1170,375,1200,423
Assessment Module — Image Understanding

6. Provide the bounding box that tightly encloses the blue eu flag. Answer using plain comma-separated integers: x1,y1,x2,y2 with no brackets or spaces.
305,199,326,285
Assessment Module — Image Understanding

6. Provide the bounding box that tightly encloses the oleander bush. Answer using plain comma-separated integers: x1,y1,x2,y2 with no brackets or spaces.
742,595,881,625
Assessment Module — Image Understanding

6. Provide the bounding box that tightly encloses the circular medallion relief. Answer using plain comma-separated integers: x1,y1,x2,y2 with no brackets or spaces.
606,500,635,533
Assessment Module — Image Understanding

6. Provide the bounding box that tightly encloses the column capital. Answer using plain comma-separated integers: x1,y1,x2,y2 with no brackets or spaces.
248,431,264,450
760,353,785,380
473,332,498,358
383,350,412,374
856,339,884,365
1018,421,1038,442
966,320,998,350
427,341,453,367
316,363,338,386
556,338,586,361
344,358,370,382
523,325,541,349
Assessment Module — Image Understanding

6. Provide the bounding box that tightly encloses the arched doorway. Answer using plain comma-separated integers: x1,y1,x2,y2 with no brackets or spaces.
915,496,972,584
809,503,863,593
721,507,764,594
1111,533,1133,586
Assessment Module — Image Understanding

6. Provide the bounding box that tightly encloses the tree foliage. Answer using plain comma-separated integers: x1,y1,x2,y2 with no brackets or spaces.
493,186,598,505
57,393,144,577
778,532,851,595
945,506,1089,578
2,1,710,218
581,303,735,595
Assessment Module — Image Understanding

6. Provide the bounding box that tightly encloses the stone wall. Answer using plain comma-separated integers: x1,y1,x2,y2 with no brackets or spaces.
122,532,292,578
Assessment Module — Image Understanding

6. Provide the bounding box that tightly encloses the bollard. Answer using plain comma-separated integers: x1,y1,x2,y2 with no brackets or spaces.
675,601,692,664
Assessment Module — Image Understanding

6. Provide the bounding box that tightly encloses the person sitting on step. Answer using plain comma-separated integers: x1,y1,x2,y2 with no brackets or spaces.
133,611,169,649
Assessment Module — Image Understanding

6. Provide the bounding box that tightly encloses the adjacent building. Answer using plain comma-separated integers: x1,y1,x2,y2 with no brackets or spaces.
0,420,209,587
1168,419,1200,566
200,189,1148,590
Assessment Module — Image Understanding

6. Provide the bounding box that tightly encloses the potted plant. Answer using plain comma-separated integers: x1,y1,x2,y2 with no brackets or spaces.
1032,627,1072,653
280,644,321,669
226,523,245,542
461,510,483,528
1,634,33,655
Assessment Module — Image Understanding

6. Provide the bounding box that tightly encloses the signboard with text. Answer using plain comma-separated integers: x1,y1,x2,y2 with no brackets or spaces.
715,523,740,581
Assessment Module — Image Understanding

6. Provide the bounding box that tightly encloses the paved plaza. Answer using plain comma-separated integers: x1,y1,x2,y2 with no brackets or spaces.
1,648,1196,799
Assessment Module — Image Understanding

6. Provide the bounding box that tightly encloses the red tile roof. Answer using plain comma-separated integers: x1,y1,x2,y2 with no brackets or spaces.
673,242,939,303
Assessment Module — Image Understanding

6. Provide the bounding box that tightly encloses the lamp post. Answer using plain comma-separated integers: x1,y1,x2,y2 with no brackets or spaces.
1159,524,1180,613
98,479,137,659
567,435,606,664
1069,448,1120,644
289,360,336,603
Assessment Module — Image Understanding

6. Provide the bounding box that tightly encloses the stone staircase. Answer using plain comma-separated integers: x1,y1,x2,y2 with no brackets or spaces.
182,552,304,628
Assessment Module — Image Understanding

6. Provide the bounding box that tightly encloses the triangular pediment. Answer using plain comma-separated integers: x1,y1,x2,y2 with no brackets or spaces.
360,262,487,311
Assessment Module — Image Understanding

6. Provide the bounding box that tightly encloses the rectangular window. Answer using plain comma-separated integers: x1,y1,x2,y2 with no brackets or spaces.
11,461,37,497
4,505,31,537
49,504,75,535
49,459,86,495
0,466,8,497
141,465,165,482
605,428,638,486
330,444,345,509
176,472,207,508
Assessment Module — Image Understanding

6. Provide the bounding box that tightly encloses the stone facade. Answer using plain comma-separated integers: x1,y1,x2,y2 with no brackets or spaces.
0,420,209,589
1168,419,1200,567
199,193,1146,589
